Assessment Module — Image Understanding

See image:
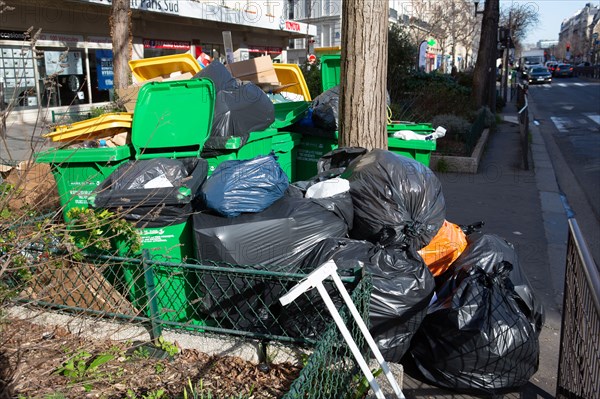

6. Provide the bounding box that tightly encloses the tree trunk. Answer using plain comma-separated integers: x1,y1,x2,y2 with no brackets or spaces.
339,0,388,150
111,0,131,90
472,0,499,109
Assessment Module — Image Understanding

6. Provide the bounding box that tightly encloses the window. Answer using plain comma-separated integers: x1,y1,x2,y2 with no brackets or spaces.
322,25,331,47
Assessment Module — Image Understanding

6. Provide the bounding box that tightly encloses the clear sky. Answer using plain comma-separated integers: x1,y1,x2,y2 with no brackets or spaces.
503,0,600,44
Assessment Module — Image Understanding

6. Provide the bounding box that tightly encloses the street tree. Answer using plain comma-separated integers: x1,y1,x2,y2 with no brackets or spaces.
472,0,499,110
500,2,539,48
110,0,131,90
339,0,388,149
454,0,481,70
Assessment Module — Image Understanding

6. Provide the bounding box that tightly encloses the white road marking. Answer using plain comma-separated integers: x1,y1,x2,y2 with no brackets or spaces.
574,83,586,87
584,113,600,126
551,116,570,132
562,106,574,111
557,83,568,87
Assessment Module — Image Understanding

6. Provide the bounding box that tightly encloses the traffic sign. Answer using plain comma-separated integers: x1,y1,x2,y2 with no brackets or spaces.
308,54,317,63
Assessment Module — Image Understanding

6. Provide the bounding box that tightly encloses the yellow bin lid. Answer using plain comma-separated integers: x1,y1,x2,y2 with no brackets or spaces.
44,112,133,142
274,63,312,101
129,53,201,82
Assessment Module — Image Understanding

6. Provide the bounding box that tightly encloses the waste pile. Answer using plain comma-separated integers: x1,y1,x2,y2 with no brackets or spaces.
34,53,542,395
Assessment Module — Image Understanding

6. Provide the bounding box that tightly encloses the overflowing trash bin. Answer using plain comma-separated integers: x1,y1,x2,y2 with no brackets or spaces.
36,112,135,221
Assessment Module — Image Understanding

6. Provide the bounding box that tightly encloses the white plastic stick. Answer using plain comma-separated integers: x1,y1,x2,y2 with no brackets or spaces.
314,281,386,399
279,260,405,399
330,272,405,399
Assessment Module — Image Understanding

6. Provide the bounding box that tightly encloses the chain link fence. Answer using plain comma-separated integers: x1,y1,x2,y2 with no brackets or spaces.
5,244,372,396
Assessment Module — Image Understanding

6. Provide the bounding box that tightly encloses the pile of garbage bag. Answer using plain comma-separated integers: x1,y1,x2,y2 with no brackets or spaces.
86,140,542,394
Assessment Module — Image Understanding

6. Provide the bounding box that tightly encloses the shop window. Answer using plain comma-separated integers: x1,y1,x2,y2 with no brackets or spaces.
37,48,88,107
0,45,37,109
88,50,111,104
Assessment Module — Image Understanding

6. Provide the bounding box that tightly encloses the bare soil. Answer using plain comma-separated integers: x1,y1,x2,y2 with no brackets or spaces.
0,318,301,399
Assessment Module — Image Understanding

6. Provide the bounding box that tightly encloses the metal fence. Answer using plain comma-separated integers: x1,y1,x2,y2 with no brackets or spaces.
6,245,372,396
556,218,600,398
574,65,600,80
516,83,529,170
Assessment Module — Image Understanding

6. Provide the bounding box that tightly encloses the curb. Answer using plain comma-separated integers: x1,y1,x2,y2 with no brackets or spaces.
429,128,490,173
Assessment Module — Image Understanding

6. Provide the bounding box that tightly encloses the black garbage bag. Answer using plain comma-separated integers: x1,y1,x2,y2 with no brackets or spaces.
447,234,545,334
286,238,434,359
194,62,274,144
192,195,351,331
193,194,351,268
200,154,289,217
90,157,208,228
410,261,540,394
317,147,368,175
341,149,445,249
312,85,340,131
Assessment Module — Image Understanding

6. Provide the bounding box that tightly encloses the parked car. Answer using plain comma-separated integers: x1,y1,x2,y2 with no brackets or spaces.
527,67,552,84
576,62,591,67
554,64,573,77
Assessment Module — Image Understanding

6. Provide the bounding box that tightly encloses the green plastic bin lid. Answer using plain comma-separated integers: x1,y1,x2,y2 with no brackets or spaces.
35,145,133,163
388,136,436,150
131,79,215,159
271,101,311,129
321,54,341,92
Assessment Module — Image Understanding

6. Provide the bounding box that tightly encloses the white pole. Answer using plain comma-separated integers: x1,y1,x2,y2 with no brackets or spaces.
279,260,405,399
331,273,405,399
314,281,386,399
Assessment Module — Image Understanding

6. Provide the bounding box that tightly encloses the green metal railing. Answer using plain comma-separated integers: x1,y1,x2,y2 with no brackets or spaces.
5,244,372,397
11,249,363,346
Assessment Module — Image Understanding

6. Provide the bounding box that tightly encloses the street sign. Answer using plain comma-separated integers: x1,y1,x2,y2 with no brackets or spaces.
308,54,317,64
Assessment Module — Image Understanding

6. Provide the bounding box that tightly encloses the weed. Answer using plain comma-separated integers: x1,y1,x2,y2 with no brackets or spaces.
435,157,450,173
156,336,179,357
154,362,166,374
65,208,141,259
183,378,254,399
54,349,114,382
132,346,151,360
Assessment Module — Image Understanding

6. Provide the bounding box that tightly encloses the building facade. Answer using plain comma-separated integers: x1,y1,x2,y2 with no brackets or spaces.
558,2,599,63
1,0,316,121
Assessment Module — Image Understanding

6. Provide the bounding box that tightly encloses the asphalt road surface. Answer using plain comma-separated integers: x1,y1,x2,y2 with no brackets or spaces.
526,76,600,266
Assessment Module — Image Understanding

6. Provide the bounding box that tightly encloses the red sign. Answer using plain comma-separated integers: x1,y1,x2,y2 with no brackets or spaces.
285,21,301,32
308,54,317,63
143,39,190,49
427,53,436,59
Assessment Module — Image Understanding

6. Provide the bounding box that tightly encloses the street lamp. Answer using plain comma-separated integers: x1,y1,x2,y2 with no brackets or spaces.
473,1,484,17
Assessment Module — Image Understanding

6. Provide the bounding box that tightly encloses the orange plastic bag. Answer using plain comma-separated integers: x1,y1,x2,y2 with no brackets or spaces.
418,220,468,276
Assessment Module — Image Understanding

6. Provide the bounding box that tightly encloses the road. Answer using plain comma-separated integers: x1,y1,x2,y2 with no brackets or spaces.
526,76,600,266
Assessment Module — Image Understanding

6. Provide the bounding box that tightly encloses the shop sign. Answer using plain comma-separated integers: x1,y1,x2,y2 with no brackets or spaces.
44,51,84,76
284,21,301,32
143,39,190,49
0,30,28,41
38,33,84,46
96,49,113,90
87,36,113,47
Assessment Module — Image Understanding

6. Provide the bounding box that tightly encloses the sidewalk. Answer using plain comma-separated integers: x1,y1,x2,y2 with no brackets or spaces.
401,106,567,397
0,120,50,169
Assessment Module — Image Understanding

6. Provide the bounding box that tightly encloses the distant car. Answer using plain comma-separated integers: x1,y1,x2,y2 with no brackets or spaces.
528,67,552,84
576,62,591,67
545,61,558,73
554,63,574,77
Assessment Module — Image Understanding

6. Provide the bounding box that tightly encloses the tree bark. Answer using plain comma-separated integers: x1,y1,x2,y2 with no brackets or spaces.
339,0,388,150
111,0,131,90
472,0,499,109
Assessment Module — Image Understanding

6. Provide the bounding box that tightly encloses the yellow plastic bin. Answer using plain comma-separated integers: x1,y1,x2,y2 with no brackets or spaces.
44,112,133,142
129,54,201,82
273,63,312,101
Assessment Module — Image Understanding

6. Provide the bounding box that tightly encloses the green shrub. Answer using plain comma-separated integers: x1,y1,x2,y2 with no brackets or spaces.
431,114,471,142
477,106,496,128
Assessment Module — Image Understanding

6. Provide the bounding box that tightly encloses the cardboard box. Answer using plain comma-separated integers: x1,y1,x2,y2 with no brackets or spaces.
227,56,280,86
